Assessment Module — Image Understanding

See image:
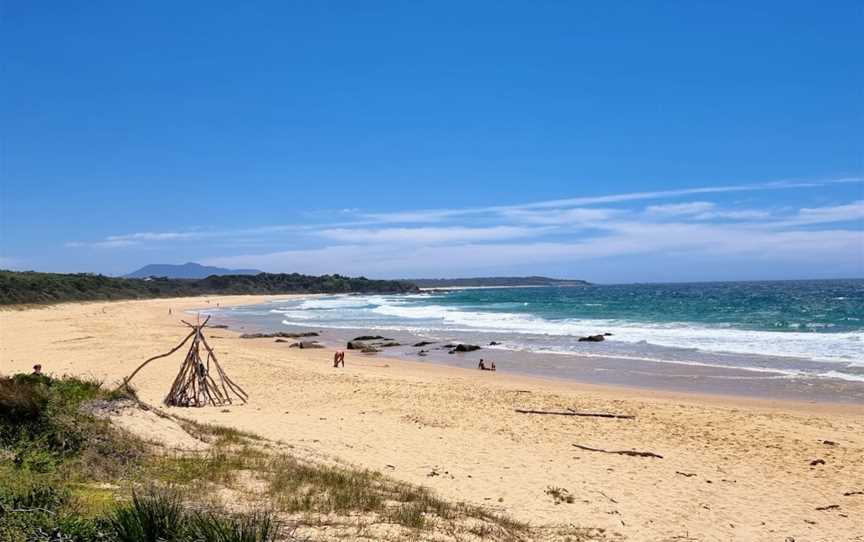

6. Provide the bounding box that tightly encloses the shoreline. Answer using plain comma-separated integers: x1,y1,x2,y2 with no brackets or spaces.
2,295,863,541
213,295,864,405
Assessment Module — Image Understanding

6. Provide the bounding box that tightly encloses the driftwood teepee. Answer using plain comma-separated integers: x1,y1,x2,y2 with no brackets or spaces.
121,315,248,407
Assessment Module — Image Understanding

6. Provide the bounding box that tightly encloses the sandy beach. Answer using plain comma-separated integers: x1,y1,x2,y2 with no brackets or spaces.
2,295,863,542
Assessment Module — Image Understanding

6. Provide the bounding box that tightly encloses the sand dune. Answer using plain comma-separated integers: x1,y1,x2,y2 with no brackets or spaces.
2,295,862,541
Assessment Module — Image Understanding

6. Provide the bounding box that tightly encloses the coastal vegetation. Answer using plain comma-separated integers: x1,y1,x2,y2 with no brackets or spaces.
0,373,609,541
0,270,418,306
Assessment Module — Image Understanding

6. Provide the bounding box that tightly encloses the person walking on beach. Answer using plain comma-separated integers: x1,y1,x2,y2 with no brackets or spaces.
333,351,345,368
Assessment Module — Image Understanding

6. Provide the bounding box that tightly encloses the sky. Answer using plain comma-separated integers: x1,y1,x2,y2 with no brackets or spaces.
1,1,862,283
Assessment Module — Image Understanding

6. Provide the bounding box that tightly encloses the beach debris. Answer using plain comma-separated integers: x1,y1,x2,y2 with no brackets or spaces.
119,316,248,408
578,334,605,342
814,504,840,511
515,408,635,419
809,458,826,466
822,440,838,446
545,486,575,505
239,331,318,339
676,471,697,477
572,444,663,459
843,490,864,496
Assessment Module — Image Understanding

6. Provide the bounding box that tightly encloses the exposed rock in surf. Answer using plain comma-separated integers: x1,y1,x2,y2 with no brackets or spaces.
240,331,318,339
489,341,501,346
289,341,324,349
578,334,605,342
451,344,482,353
353,335,390,341
347,341,367,350
413,341,435,347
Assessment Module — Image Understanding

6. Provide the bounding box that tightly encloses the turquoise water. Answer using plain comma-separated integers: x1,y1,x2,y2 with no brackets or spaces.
217,279,864,382
430,280,864,334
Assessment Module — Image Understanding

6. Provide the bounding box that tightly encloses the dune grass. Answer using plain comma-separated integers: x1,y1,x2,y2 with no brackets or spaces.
0,373,612,541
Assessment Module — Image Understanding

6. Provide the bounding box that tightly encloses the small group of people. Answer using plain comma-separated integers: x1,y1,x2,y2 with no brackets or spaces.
478,358,496,371
333,351,346,368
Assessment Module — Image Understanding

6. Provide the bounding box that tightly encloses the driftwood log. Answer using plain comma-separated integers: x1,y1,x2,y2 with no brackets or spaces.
573,444,663,459
515,408,635,419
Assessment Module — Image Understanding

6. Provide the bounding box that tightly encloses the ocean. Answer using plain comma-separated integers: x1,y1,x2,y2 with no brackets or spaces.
210,279,864,387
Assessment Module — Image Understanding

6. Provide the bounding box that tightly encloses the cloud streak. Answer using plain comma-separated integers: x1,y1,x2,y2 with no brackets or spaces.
64,176,864,279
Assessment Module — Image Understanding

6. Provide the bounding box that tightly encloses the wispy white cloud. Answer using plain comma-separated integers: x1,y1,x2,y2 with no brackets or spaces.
359,177,861,224
792,200,864,225
65,177,864,277
317,226,542,244
500,207,620,225
646,201,715,216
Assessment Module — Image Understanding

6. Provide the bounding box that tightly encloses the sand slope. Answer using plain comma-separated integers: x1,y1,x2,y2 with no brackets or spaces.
2,296,862,541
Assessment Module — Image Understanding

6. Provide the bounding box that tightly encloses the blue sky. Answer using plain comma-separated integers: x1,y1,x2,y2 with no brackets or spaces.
1,1,862,282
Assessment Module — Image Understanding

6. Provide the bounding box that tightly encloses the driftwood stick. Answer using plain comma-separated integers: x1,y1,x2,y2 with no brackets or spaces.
515,408,635,419
119,330,196,389
200,335,248,400
573,444,663,459
181,315,211,329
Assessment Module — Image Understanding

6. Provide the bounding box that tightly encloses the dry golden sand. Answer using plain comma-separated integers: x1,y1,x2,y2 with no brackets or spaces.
2,295,863,542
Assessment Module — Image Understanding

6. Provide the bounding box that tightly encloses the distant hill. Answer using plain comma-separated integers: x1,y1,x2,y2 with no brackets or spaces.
0,270,417,305
126,262,263,279
409,276,590,288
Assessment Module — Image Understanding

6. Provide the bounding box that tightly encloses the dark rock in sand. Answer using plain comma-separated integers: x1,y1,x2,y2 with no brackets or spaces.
417,350,428,356
578,334,605,342
353,335,389,341
274,339,289,343
361,346,380,353
603,332,613,336
347,341,367,350
413,341,436,347
240,331,319,339
289,341,324,349
452,344,482,352
376,341,401,348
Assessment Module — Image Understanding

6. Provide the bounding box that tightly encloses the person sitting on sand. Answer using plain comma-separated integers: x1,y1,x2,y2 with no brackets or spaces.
490,361,496,372
32,364,43,375
478,359,486,370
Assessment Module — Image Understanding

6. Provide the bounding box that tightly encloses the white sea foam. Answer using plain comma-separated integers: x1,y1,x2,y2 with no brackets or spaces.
350,297,864,365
